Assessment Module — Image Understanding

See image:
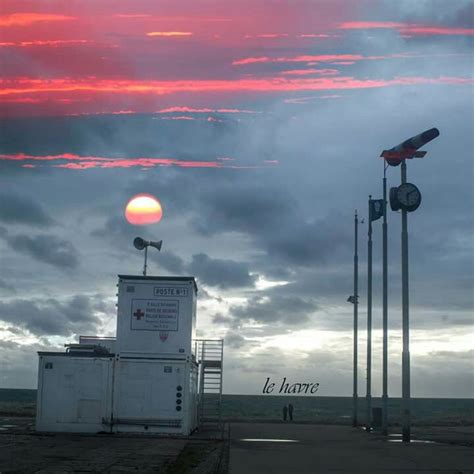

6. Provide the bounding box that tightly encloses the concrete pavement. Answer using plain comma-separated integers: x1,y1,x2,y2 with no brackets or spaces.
0,416,226,473
229,423,473,473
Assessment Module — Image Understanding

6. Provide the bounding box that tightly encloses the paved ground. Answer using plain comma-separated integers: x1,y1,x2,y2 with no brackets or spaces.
1,418,472,473
0,417,226,473
228,423,474,474
1,432,187,473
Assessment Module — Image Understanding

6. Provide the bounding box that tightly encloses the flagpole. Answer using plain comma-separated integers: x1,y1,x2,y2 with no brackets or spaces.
382,163,389,435
353,209,359,427
366,196,372,431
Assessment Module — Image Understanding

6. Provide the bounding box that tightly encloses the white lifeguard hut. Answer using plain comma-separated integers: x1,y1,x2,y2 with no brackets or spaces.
35,274,224,435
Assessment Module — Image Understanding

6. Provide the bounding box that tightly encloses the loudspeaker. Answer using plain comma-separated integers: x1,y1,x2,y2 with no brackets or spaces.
133,237,147,250
149,240,162,251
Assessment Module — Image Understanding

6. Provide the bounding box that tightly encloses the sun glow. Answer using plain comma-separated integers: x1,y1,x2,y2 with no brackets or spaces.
125,194,163,225
254,276,290,290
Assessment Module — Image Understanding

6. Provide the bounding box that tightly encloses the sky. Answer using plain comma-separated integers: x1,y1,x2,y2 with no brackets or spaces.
0,0,473,397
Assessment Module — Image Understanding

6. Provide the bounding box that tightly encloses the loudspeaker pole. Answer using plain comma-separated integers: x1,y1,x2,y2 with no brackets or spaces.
401,160,411,443
143,246,148,276
134,237,162,276
382,163,389,436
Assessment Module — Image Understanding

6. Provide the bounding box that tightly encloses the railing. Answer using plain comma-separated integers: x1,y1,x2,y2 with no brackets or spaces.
193,339,224,431
194,339,223,363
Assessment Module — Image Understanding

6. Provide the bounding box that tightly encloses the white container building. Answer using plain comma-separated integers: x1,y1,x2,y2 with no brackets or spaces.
111,358,198,434
36,350,114,433
116,275,197,357
35,275,214,435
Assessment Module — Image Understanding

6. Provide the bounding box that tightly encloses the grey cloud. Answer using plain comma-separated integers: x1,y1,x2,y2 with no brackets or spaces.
302,345,354,370
412,349,474,397
191,178,352,267
2,232,79,269
199,288,224,303
264,215,351,265
382,0,474,27
0,340,20,351
91,213,171,259
0,114,242,164
0,340,61,389
225,331,247,349
188,253,257,289
91,215,139,242
424,350,474,361
192,181,295,237
225,350,285,375
212,313,234,325
231,293,318,325
0,295,103,336
5,326,24,335
91,213,183,274
151,251,185,274
0,277,16,295
0,192,54,227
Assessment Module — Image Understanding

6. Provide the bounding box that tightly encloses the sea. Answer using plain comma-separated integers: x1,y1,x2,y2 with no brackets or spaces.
1,389,473,425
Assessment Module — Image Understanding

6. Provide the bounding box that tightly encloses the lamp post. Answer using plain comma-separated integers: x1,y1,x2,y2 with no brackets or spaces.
381,127,440,443
348,210,361,427
366,196,373,431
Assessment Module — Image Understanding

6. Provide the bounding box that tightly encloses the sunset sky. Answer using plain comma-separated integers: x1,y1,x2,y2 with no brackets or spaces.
0,0,473,397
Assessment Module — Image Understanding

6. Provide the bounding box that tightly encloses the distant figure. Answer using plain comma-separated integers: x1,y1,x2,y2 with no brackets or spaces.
288,403,294,421
283,405,288,421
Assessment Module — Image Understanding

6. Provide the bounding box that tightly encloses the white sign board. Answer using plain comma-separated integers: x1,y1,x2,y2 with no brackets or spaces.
154,286,189,297
131,299,179,331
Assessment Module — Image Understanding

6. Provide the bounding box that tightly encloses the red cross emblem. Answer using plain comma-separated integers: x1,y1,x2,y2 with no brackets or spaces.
133,309,145,320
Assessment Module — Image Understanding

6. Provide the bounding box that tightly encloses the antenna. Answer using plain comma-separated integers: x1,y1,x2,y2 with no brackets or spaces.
133,237,163,276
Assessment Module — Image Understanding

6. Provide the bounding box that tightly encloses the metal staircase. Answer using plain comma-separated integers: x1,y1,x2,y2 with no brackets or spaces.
194,339,224,431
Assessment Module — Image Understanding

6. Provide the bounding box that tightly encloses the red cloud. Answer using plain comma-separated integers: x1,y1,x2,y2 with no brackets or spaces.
0,152,277,170
0,13,75,27
114,14,152,19
155,106,259,114
0,76,472,119
299,34,332,38
401,26,474,36
233,54,365,65
280,68,340,76
160,115,196,120
339,21,405,29
146,31,193,37
255,33,289,38
0,40,90,48
339,21,474,36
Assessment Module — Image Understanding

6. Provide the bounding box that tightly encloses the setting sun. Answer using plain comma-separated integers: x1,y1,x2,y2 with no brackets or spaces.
125,194,163,225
